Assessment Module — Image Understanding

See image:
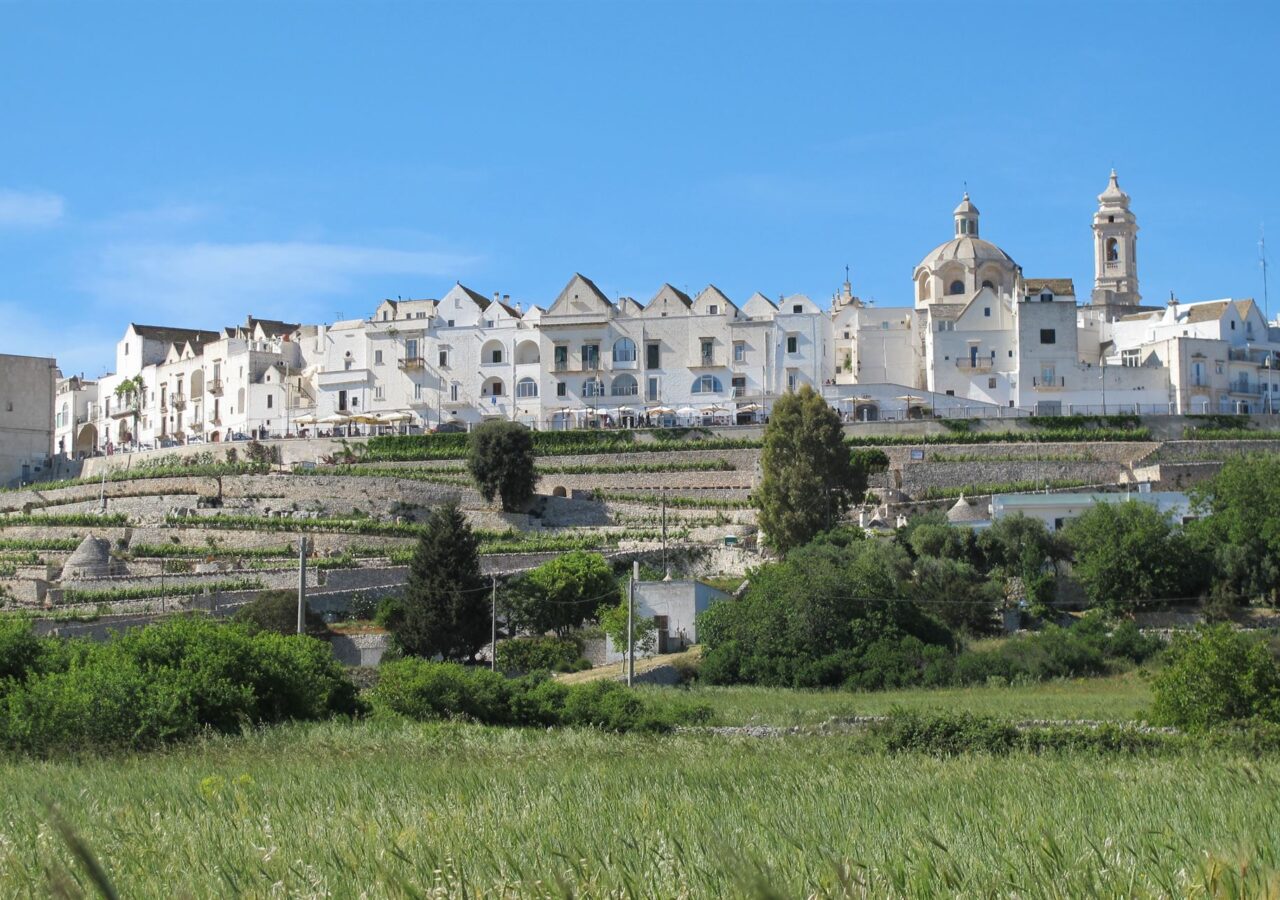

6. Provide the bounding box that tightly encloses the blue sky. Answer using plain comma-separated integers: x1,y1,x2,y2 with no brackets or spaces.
2,1,1278,376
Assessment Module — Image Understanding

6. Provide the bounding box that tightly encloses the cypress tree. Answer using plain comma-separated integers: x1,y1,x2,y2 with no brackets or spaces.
395,502,489,661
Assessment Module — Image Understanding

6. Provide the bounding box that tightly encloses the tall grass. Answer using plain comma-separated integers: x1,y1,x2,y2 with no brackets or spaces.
1,720,1276,896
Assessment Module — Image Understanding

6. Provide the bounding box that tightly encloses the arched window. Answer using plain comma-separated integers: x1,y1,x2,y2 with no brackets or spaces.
516,377,538,398
1106,237,1119,262
692,375,723,394
948,280,965,295
612,337,636,363
981,280,994,290
483,378,504,397
611,374,638,396
583,378,605,398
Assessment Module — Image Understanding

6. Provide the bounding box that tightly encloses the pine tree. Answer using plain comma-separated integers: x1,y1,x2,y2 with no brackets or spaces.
395,502,489,661
467,420,537,511
755,385,864,554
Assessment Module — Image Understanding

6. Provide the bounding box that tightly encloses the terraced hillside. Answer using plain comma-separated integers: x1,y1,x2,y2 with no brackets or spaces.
3,421,1279,620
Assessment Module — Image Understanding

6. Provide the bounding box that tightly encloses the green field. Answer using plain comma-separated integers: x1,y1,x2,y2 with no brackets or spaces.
676,671,1154,726
1,717,1276,898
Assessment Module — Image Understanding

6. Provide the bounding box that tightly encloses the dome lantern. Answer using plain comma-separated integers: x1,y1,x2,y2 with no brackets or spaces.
953,192,979,238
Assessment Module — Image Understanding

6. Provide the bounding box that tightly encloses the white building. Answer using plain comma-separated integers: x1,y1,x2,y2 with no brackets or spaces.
0,353,58,486
53,374,98,460
992,490,1194,532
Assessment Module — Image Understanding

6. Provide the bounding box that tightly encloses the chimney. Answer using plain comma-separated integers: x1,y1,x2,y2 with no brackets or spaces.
502,294,510,304
493,292,500,304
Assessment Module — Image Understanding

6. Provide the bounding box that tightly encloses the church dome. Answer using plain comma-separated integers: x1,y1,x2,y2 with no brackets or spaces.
917,235,1016,271
914,192,1019,306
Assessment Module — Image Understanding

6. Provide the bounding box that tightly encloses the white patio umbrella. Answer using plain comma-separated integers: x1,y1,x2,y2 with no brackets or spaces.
736,403,762,413
294,413,318,426
318,413,351,425
379,411,413,423
701,404,728,415
895,395,927,405
647,405,675,415
676,406,699,417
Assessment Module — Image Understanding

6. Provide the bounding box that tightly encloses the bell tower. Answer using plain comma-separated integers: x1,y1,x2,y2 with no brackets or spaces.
1092,169,1140,311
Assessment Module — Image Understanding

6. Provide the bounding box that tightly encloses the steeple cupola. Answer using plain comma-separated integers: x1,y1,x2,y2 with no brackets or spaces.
1091,169,1141,313
953,193,979,237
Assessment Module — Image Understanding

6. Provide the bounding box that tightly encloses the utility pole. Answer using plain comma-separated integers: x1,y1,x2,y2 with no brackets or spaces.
627,560,637,687
297,535,307,634
490,575,497,672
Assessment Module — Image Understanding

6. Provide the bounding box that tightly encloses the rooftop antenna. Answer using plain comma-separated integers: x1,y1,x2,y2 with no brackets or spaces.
1261,226,1271,323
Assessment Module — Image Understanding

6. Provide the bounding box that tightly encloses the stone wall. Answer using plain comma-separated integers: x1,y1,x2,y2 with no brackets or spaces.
328,632,390,667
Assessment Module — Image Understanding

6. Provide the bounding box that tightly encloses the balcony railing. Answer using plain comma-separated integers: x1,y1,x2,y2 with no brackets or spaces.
1230,382,1264,396
399,357,426,370
208,378,223,394
691,354,720,368
171,395,187,411
610,385,639,397
1031,376,1066,389
109,400,139,418
956,358,994,372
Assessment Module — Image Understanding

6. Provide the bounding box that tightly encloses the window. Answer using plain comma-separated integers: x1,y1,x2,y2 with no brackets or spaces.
611,374,638,396
581,344,600,369
733,341,746,362
374,350,383,365
1121,349,1141,367
646,343,660,369
792,304,803,314
1191,362,1206,386
450,383,459,402
1039,328,1056,345
691,375,722,394
786,335,798,354
646,377,659,401
1041,365,1056,384
787,373,797,392
267,395,273,409
490,348,503,364
945,389,955,396
1106,237,1119,262
447,319,455,328
708,304,718,315
984,307,991,317
881,321,889,330
988,377,997,389
1231,320,1236,331
485,379,504,397
516,377,538,398
1040,292,1053,303
406,339,419,360
731,375,746,396
948,280,965,295
981,281,994,291
374,387,384,401
700,339,714,363
351,397,359,408
337,390,348,411
438,349,449,367
613,337,636,363
414,383,423,400
556,382,566,397
583,378,604,397
124,343,129,356
554,345,569,369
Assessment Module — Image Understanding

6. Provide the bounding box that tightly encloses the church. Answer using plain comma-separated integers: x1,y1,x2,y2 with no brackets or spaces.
829,171,1277,418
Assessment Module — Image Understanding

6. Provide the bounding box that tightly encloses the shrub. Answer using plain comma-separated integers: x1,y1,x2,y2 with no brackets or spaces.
232,590,328,636
370,659,708,732
1149,624,1280,730
467,421,536,511
0,617,360,756
875,711,1020,756
494,636,587,674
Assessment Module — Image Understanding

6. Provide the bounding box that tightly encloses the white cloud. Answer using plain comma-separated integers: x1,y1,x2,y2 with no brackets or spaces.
0,189,66,228
84,239,480,320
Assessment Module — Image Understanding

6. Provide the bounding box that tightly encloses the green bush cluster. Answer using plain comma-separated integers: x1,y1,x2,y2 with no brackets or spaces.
494,636,589,673
62,578,263,604
1150,624,1280,730
873,711,1165,756
0,538,80,552
364,430,761,462
1184,429,1280,440
0,617,359,756
0,513,129,527
843,428,1152,446
231,590,328,636
371,658,709,732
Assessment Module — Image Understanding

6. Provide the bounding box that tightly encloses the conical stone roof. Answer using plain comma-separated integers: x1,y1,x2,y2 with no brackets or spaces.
62,534,112,580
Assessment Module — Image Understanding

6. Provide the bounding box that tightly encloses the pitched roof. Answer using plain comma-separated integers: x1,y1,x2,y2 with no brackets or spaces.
62,535,112,579
456,283,493,309
1024,278,1075,296
929,303,966,321
549,273,614,314
130,324,221,345
694,284,737,311
1185,300,1230,323
639,284,693,318
245,316,299,337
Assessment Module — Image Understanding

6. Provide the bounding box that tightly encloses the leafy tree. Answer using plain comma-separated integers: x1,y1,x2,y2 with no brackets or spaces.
502,551,619,637
755,385,864,553
910,556,1002,635
1064,501,1201,612
908,522,977,564
232,589,327,636
1189,454,1280,605
977,513,1068,611
698,539,953,688
394,503,489,661
467,420,536,511
600,600,657,657
1150,624,1280,730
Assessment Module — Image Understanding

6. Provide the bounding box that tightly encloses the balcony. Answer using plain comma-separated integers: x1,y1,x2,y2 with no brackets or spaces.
109,400,139,418
208,378,223,395
690,354,721,368
955,358,993,372
1031,376,1066,390
610,384,639,397
399,357,426,370
171,395,187,411
1230,382,1264,396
